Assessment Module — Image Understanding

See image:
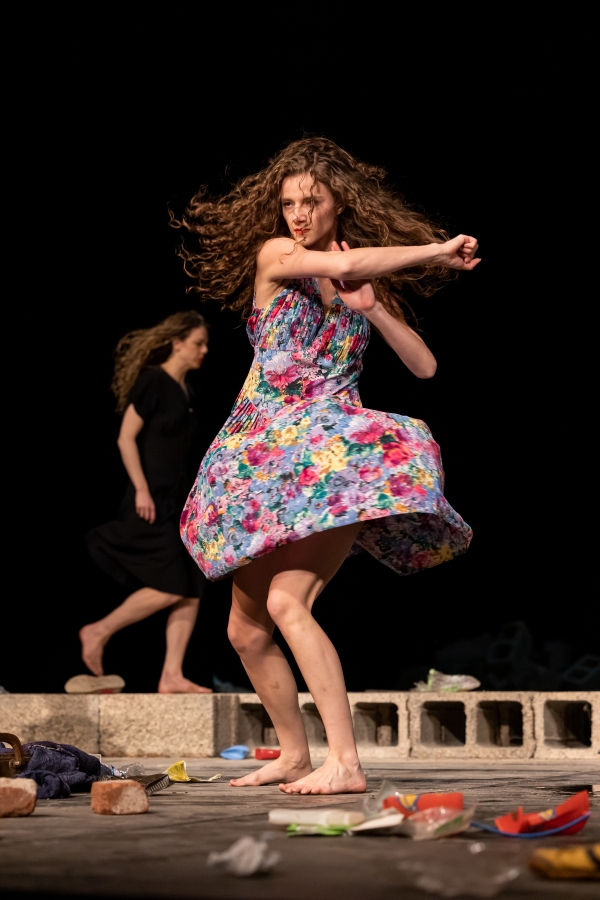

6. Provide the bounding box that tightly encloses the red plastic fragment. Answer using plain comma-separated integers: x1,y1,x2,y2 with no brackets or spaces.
255,748,281,760
494,790,590,836
383,792,464,816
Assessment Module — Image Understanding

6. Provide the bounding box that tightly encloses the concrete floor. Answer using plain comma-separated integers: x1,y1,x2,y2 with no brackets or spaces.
0,758,598,899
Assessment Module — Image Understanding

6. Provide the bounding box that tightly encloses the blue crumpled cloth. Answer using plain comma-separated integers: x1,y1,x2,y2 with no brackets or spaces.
0,740,112,799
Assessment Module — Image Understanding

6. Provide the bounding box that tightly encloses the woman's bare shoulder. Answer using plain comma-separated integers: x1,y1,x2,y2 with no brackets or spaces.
257,237,297,265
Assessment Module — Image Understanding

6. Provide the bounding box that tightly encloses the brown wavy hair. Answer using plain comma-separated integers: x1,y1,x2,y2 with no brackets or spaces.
171,137,457,321
111,310,207,413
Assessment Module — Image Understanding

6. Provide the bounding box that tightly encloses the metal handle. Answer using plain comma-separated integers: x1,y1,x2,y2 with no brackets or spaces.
0,733,26,768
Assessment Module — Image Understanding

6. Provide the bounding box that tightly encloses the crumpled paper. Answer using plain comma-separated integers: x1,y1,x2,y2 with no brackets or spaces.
207,836,281,877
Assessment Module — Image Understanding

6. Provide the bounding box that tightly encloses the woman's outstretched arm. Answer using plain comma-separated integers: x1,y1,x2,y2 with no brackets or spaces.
258,234,480,282
332,241,437,379
117,404,156,523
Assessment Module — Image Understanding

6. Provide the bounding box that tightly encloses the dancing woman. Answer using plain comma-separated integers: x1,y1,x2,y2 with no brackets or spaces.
175,139,479,790
81,311,212,694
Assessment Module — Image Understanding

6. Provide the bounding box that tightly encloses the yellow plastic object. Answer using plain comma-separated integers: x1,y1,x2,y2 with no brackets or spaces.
530,844,600,879
163,761,191,783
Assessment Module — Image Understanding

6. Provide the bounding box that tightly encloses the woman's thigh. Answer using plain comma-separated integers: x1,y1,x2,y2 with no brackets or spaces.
233,522,361,618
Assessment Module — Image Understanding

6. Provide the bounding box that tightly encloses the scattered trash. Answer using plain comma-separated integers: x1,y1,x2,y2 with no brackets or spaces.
64,674,125,694
91,779,149,815
398,805,477,841
269,808,364,827
529,843,600,879
398,841,522,898
0,777,37,817
220,745,250,760
207,835,280,877
132,774,170,795
412,669,480,692
255,748,280,760
121,762,145,778
5,735,110,799
349,810,405,835
162,760,222,783
473,790,590,838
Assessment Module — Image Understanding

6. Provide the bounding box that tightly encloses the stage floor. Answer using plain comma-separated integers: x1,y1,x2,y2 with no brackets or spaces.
1,758,598,899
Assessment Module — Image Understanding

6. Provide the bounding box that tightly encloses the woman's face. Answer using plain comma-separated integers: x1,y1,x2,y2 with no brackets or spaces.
173,326,209,369
281,174,341,250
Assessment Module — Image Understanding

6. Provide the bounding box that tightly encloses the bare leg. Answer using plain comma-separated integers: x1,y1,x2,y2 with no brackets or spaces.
158,597,212,693
80,587,183,676
227,565,312,787
228,523,367,794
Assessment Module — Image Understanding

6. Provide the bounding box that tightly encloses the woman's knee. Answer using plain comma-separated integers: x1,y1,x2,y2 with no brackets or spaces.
227,615,271,658
266,591,307,630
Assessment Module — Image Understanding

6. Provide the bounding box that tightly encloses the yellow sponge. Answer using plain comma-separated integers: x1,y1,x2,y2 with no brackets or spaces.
530,844,600,879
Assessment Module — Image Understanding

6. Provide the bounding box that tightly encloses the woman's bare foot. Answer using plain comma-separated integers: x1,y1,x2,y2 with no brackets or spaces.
158,675,212,694
279,756,366,795
230,754,312,787
79,624,109,676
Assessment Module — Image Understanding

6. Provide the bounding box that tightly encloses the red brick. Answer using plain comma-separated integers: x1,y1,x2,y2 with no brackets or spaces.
91,779,149,815
0,777,37,817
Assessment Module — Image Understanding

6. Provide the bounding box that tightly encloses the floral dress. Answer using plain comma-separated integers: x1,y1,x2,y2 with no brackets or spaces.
181,279,472,580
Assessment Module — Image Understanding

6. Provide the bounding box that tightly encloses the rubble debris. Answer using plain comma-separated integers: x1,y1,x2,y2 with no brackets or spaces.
0,777,37,817
64,674,125,694
91,779,149,815
207,835,280,876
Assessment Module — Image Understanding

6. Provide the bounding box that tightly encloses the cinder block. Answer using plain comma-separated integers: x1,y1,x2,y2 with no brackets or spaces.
469,692,534,759
409,692,535,759
99,694,216,757
409,693,469,758
224,692,410,760
349,692,410,760
533,692,600,758
0,695,100,751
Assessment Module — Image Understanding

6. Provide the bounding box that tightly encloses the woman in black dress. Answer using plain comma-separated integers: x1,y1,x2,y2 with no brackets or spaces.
82,311,211,693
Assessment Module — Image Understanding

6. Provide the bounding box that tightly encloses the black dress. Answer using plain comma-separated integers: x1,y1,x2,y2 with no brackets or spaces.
87,367,206,597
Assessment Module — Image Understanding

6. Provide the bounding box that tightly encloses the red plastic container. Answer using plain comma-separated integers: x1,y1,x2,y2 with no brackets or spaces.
255,748,281,760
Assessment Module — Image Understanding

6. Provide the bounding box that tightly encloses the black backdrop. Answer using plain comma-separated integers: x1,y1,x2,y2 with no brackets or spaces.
4,70,590,694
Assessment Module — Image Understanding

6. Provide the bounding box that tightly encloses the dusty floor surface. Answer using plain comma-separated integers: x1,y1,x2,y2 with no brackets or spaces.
0,758,598,900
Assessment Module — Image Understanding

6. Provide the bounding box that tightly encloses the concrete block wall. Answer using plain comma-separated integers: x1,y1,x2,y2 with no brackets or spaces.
223,692,410,760
532,692,598,759
1,691,598,759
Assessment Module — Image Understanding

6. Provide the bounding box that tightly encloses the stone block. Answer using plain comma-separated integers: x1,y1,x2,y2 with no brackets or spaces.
533,692,599,758
0,695,100,751
99,694,216,757
0,777,37,817
91,780,148,815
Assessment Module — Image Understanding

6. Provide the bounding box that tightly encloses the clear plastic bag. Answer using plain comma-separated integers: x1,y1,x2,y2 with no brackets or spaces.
397,841,522,897
207,836,280,877
398,805,477,840
412,669,481,692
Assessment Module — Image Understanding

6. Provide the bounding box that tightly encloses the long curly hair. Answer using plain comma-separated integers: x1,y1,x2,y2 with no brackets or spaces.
171,137,457,321
111,310,207,413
